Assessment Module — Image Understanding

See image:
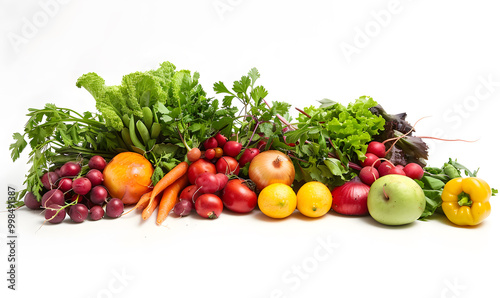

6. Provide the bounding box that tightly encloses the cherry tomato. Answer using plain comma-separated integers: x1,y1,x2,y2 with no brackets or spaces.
205,149,216,160
214,147,224,159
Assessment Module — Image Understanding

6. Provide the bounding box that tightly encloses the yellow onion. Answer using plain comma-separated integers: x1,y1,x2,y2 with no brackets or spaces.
249,150,295,190
103,152,154,205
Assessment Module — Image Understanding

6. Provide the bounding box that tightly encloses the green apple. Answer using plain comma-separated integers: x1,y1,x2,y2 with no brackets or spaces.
367,174,426,225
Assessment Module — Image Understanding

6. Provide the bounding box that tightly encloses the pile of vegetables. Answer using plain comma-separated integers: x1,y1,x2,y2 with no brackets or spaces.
9,62,496,226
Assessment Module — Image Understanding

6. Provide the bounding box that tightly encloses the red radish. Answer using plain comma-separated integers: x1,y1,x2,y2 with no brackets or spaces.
68,194,83,204
173,200,193,217
83,196,97,209
187,159,217,184
24,192,41,210
86,169,104,187
215,132,227,148
282,126,296,147
205,148,216,160
187,148,201,162
203,137,218,150
90,185,108,205
195,172,219,194
216,156,240,175
41,189,65,208
256,140,267,151
54,168,61,177
72,177,92,195
367,141,386,158
45,204,66,224
180,185,202,203
68,204,88,223
195,194,223,219
403,163,424,180
359,166,379,186
89,205,104,221
58,178,73,193
41,171,59,190
88,155,107,171
215,173,229,191
378,162,394,177
360,153,381,168
238,148,260,167
60,162,81,177
106,198,124,218
223,141,242,157
389,166,406,176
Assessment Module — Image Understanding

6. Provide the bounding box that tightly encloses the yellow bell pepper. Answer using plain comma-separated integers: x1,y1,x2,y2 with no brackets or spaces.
441,177,492,226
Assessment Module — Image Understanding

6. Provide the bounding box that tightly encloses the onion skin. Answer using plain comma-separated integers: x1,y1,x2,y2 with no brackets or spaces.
331,177,370,216
249,150,295,190
103,152,154,205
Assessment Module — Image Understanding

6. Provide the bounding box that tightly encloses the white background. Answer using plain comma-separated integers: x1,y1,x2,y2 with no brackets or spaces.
1,1,499,297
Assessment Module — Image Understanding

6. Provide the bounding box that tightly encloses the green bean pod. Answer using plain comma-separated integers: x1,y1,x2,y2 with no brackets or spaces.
136,120,150,145
128,115,145,150
121,128,133,147
142,107,153,129
122,114,130,128
150,122,161,139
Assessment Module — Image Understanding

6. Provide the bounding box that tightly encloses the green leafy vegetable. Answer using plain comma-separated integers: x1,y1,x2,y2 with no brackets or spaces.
369,104,428,166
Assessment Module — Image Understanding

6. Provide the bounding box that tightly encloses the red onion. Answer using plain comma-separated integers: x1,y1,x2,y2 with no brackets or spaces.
331,177,370,216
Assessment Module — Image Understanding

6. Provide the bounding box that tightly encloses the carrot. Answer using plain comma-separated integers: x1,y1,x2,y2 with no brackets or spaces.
147,161,189,210
122,191,152,216
142,192,162,220
156,174,189,225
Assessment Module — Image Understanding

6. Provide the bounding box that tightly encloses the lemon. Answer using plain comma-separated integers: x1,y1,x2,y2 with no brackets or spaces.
296,181,332,218
258,183,297,218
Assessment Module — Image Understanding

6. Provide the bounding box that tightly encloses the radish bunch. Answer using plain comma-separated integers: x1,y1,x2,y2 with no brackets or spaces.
358,141,424,186
24,155,124,224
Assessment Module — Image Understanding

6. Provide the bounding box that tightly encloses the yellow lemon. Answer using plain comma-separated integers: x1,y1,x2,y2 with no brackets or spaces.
258,183,297,218
296,181,332,218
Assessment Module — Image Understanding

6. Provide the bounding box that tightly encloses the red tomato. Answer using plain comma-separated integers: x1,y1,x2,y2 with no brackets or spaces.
215,156,240,175
188,159,217,184
221,179,257,213
195,194,223,219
